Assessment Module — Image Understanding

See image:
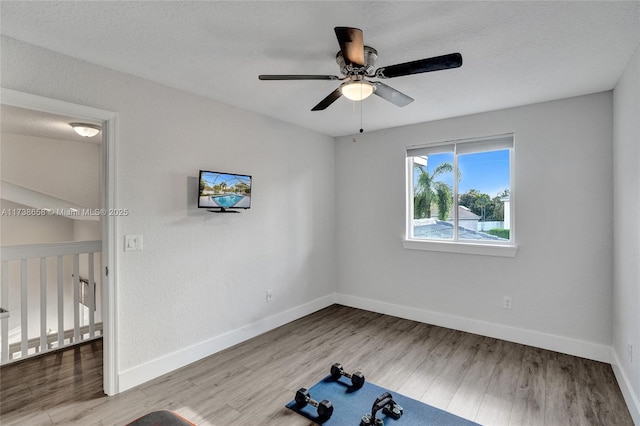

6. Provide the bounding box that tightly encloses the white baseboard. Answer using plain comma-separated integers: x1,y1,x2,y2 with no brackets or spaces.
611,348,640,424
117,293,636,419
336,294,612,363
118,294,336,392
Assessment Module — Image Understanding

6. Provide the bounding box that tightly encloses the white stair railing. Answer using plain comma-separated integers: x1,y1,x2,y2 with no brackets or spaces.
0,240,102,364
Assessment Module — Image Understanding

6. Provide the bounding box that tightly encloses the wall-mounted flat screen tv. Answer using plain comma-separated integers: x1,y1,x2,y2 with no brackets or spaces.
198,170,252,212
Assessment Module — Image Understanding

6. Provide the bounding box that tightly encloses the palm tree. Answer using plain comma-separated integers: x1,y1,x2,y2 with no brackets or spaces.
414,162,453,220
434,182,452,221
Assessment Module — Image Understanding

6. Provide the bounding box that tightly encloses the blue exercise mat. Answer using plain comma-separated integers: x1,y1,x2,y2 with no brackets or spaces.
286,375,480,425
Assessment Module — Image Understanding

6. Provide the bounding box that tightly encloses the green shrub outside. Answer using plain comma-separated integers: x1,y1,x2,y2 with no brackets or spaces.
487,228,510,239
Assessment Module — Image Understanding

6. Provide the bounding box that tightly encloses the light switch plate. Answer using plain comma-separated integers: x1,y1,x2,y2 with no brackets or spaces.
124,235,143,251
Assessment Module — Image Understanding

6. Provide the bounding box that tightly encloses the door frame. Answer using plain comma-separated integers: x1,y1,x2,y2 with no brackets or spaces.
1,88,119,395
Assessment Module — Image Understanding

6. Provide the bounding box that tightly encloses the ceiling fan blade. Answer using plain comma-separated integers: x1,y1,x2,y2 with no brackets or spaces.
372,82,414,107
259,74,341,80
311,88,342,111
334,27,365,67
376,53,462,79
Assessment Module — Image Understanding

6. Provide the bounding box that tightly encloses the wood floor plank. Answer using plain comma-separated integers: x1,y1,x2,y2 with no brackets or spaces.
509,346,546,426
590,362,635,425
421,332,485,410
573,357,627,426
446,337,504,421
544,351,580,425
0,305,634,426
0,408,54,426
0,340,104,415
474,340,524,425
375,322,442,391
396,327,465,400
47,388,150,425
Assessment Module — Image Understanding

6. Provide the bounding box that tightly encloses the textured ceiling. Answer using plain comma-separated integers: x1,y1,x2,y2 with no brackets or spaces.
1,1,639,137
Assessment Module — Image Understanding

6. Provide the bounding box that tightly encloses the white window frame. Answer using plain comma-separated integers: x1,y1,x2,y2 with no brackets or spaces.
403,134,518,257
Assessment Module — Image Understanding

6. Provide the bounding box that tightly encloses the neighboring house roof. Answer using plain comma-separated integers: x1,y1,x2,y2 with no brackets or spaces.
430,205,481,221
457,206,481,220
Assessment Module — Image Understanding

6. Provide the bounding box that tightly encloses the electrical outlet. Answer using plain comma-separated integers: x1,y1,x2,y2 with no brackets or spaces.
265,290,273,302
503,296,512,310
628,342,633,363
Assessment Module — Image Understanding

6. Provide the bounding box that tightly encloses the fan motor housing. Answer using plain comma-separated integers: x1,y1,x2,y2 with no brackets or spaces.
336,46,378,76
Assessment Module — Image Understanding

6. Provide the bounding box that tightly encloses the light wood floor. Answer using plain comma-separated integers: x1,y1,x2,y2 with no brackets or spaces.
0,305,633,425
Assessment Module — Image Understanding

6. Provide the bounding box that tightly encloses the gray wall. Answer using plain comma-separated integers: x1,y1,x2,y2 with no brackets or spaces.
613,43,640,422
336,92,613,358
1,36,337,390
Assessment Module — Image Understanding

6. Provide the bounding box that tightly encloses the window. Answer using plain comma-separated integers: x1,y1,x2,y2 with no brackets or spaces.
404,134,516,256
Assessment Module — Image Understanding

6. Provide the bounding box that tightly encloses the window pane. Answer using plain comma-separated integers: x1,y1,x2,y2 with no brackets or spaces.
411,152,454,240
406,135,514,247
457,149,511,241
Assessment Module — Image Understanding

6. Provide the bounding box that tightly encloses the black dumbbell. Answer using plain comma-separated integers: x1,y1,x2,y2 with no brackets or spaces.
330,362,365,389
295,388,334,421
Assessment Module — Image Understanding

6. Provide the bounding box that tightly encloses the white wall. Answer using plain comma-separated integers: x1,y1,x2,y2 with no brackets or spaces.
0,131,101,244
1,36,337,390
1,133,100,208
73,220,101,241
613,42,640,422
336,92,614,360
0,199,74,245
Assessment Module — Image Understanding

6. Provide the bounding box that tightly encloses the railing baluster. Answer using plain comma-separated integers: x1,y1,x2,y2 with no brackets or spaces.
1,241,101,364
88,253,95,337
73,254,80,343
20,259,28,358
40,257,47,353
1,261,9,363
57,256,64,348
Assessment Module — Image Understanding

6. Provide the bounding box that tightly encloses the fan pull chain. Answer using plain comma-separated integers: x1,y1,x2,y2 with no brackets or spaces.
360,90,364,134
351,88,365,142
357,82,364,134
351,100,358,142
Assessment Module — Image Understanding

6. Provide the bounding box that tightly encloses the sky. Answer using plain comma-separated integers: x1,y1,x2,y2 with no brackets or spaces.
420,150,510,198
201,171,251,188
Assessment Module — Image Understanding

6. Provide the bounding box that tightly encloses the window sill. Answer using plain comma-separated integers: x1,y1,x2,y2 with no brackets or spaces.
402,239,518,257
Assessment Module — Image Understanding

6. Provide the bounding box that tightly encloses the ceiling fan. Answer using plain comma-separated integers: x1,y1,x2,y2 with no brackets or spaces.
259,27,462,111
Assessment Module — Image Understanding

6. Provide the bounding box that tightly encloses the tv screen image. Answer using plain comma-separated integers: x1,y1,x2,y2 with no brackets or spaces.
198,170,251,211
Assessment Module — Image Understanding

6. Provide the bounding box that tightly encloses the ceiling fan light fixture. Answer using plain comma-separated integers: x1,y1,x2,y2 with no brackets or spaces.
341,81,374,101
70,123,101,138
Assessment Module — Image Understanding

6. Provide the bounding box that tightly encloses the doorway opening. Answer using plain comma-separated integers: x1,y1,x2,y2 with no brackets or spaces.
0,89,117,395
